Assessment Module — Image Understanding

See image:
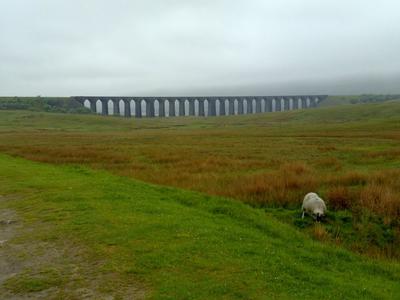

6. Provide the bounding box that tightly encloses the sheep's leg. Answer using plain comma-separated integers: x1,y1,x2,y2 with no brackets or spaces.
302,211,305,219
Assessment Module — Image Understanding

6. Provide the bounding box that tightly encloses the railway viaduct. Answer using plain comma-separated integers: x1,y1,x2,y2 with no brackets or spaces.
73,95,328,117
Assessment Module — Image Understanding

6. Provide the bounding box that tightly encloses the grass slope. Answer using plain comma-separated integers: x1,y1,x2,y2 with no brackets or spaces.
1,154,399,299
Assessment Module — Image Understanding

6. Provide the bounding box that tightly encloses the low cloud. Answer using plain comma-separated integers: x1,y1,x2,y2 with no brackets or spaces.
1,0,399,96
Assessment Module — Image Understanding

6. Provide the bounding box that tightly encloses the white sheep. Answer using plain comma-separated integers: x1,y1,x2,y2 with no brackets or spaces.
302,192,327,222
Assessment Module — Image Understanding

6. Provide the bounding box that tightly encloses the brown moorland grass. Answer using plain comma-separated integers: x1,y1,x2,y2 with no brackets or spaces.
359,184,400,224
0,101,400,257
326,185,354,210
226,162,318,207
0,116,399,221
311,223,330,242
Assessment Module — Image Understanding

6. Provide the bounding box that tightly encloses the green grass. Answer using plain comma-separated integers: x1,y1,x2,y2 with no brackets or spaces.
1,154,399,299
4,268,63,293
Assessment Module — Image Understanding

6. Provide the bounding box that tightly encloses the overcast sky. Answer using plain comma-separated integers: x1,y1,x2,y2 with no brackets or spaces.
1,0,399,96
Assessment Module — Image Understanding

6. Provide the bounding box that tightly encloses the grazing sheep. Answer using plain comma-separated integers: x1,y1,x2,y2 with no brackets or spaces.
302,192,327,222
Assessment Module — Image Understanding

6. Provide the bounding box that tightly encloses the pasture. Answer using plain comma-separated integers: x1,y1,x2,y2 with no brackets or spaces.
1,154,399,299
1,99,400,298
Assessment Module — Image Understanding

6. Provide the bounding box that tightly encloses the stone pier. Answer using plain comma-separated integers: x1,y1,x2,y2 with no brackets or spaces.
74,95,328,118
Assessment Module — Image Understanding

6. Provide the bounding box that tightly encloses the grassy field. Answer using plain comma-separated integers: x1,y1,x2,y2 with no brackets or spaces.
1,101,400,259
1,154,400,299
1,100,400,298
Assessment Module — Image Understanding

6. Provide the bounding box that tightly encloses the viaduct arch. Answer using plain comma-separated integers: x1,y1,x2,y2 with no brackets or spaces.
76,95,328,118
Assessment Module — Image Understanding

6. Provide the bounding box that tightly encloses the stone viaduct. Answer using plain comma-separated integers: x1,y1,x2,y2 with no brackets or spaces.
73,95,328,118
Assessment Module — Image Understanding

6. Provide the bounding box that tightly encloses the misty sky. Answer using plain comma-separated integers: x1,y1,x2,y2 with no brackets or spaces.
1,0,399,96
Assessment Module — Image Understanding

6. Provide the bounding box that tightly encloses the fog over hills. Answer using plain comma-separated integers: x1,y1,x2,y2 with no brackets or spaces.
1,0,399,96
151,74,400,97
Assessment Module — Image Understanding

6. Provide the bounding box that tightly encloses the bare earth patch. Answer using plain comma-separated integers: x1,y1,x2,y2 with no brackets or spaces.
0,195,146,299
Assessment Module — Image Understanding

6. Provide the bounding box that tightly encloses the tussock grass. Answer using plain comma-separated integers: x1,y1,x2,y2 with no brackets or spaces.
227,162,318,207
359,184,400,224
326,185,354,210
312,224,330,242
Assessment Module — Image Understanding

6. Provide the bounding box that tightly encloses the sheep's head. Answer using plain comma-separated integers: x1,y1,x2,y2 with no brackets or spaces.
312,209,325,222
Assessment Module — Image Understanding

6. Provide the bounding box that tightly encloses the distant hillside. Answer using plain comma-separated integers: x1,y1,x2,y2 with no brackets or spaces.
321,94,400,107
0,96,91,114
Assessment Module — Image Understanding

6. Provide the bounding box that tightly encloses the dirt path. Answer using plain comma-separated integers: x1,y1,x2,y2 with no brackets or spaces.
0,195,146,299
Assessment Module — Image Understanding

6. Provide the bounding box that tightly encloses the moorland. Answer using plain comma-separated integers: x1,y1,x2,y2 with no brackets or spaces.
0,98,399,298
